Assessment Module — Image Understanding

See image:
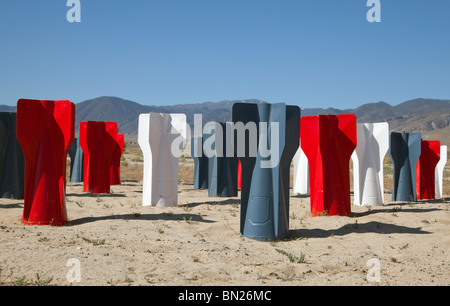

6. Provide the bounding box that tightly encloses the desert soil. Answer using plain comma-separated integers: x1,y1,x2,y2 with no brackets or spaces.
0,149,449,286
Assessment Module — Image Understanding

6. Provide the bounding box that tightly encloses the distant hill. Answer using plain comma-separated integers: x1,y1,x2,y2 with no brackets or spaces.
1,97,450,147
315,98,450,146
395,98,450,116
0,105,16,112
386,108,450,132
74,97,152,135
73,97,267,135
424,125,450,150
318,98,450,123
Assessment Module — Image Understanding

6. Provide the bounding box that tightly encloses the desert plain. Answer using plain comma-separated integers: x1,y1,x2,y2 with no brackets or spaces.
0,142,448,286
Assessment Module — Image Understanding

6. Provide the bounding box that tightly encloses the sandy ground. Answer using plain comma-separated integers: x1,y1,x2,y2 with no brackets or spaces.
0,171,449,286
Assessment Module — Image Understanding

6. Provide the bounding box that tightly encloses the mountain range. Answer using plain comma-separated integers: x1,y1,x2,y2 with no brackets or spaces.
1,97,450,146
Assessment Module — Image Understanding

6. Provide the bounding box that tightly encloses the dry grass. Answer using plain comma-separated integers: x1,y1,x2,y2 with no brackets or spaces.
178,157,195,185
117,142,143,182
444,163,450,196
76,142,448,199
116,142,194,185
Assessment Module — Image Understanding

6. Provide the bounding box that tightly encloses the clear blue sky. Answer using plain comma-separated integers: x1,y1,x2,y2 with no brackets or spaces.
1,0,449,109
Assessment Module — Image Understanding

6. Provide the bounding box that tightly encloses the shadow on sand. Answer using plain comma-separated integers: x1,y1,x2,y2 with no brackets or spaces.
289,221,431,240
66,212,215,226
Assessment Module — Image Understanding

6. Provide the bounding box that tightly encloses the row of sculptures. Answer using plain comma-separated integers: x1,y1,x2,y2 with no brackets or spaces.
0,100,447,241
